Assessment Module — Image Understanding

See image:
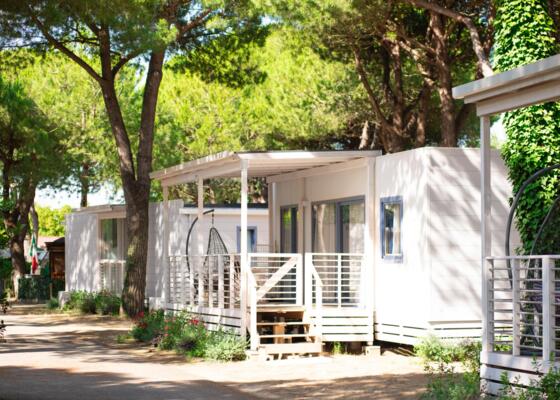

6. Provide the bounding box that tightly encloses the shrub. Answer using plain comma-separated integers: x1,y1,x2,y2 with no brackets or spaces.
95,291,120,315
415,336,481,400
64,290,97,314
500,364,560,399
174,316,208,357
46,297,59,310
131,309,165,343
17,276,50,300
205,329,247,361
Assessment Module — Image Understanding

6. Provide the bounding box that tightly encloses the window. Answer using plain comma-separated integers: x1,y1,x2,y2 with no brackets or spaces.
312,198,364,253
381,196,403,262
280,206,298,253
237,227,257,253
100,218,127,260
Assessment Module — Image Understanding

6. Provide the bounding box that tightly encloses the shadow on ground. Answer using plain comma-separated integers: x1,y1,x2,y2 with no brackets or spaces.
0,365,427,400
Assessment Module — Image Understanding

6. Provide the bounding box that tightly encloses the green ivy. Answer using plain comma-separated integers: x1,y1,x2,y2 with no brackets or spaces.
494,0,560,254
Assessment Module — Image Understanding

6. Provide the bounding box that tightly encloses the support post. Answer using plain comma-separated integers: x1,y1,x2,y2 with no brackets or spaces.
218,254,224,309
197,176,205,306
229,255,235,309
480,115,492,354
542,256,553,365
512,259,520,356
365,157,375,343
240,159,249,339
163,186,170,305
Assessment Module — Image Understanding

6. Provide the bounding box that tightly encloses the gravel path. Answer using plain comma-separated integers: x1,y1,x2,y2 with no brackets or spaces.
0,305,428,399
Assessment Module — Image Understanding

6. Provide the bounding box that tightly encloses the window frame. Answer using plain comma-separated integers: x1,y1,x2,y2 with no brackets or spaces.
380,196,403,263
280,205,298,253
311,196,365,253
236,226,258,253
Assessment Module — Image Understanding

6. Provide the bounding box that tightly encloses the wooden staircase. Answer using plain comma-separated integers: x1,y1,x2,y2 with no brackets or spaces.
253,306,322,359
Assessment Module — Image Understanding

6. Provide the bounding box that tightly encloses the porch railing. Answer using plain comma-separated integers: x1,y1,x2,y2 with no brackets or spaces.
248,253,303,306
168,254,241,309
486,255,560,362
306,253,364,307
99,259,126,295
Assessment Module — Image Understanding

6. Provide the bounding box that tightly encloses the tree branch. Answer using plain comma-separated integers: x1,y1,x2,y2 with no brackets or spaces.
404,0,493,77
27,9,102,82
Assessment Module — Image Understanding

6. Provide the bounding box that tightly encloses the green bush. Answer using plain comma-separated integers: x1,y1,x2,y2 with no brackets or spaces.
18,276,50,300
205,329,247,361
95,291,120,315
499,365,560,399
131,309,165,342
64,290,96,314
46,297,59,310
128,310,247,361
415,336,481,400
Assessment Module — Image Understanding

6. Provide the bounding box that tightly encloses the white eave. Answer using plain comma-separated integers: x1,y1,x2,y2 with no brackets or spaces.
150,150,380,187
452,54,560,116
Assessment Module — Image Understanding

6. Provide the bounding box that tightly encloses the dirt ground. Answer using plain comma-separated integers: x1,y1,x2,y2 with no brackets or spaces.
0,304,429,399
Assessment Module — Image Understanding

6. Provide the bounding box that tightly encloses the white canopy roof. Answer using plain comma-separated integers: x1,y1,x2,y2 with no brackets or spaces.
453,54,560,116
150,150,380,187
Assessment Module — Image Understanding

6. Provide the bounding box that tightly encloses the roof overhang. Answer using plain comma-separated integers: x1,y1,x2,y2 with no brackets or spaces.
453,54,560,116
150,150,380,187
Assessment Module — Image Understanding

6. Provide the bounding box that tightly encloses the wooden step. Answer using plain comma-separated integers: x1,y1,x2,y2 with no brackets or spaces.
256,321,309,327
257,305,306,313
259,333,314,339
259,341,322,355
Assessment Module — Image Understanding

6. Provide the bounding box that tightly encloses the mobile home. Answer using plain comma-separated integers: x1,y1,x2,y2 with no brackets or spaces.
150,147,514,357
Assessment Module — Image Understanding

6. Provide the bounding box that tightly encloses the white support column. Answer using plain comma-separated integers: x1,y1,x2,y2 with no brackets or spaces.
364,157,375,344
268,182,274,253
297,178,305,254
542,256,553,365
480,115,492,353
197,176,205,306
512,259,520,356
163,186,170,306
240,159,249,339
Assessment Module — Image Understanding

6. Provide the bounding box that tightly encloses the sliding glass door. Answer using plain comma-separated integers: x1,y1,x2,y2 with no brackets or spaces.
312,198,364,253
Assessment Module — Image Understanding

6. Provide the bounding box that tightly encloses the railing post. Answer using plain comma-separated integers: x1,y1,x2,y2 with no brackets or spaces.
337,253,342,308
189,256,195,307
198,257,205,307
218,254,224,309
179,257,186,306
208,256,214,308
543,256,553,365
296,254,303,306
482,258,492,353
305,253,312,308
512,259,520,356
229,255,235,309
316,276,323,342
249,273,259,351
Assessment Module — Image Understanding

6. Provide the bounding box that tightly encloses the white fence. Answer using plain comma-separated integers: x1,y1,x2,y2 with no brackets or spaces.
168,254,241,309
99,260,126,295
486,255,560,360
306,253,364,307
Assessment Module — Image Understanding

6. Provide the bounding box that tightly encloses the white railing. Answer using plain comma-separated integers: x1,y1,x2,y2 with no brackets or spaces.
306,253,364,307
248,253,303,306
99,259,126,295
305,260,324,341
486,255,560,361
168,254,241,309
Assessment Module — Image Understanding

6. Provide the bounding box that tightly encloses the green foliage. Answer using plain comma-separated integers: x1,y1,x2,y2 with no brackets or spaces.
64,290,120,315
95,291,121,315
499,365,560,399
494,0,560,254
131,309,165,343
130,310,246,361
415,336,481,400
0,258,11,280
35,205,72,237
205,329,247,362
46,297,59,310
17,275,50,300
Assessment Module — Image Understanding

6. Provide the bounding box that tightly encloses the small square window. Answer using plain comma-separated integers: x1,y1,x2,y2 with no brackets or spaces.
381,196,403,262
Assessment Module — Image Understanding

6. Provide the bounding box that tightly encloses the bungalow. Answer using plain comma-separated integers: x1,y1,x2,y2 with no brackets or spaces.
150,147,516,358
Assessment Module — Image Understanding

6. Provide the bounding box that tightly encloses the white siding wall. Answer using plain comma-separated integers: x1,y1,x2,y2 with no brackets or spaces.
274,165,367,252
374,149,430,330
65,212,99,291
427,148,515,323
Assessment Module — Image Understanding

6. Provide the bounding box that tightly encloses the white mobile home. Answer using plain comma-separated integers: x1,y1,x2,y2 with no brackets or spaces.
453,54,560,394
64,203,269,299
150,147,514,357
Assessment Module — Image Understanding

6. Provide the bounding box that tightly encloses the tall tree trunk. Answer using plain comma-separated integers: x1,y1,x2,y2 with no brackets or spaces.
430,12,457,147
79,162,90,208
10,234,27,298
